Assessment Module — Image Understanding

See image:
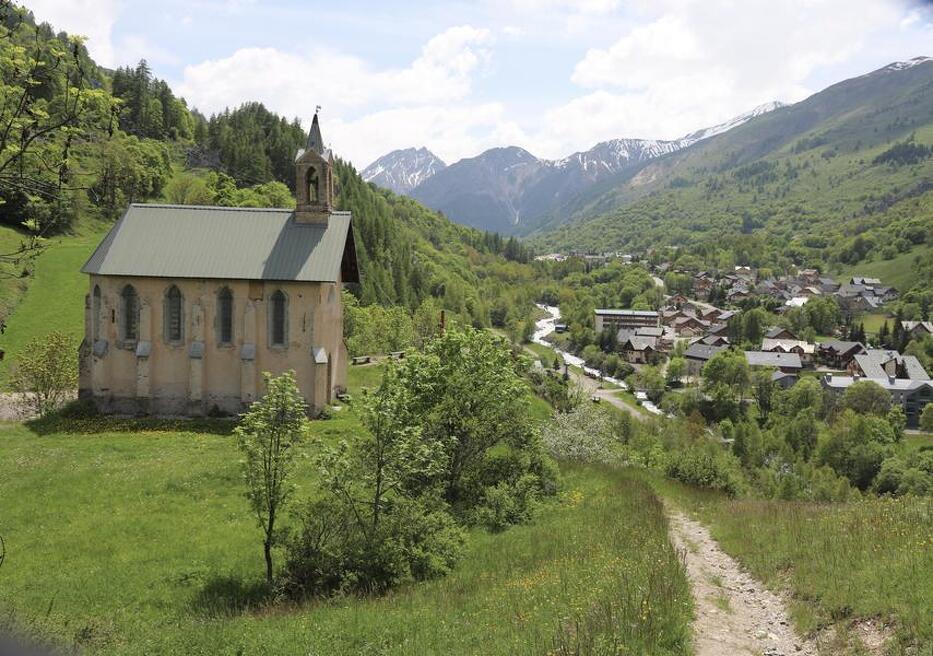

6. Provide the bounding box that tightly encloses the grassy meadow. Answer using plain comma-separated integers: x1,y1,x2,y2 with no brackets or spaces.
0,363,692,655
0,220,112,386
651,475,933,653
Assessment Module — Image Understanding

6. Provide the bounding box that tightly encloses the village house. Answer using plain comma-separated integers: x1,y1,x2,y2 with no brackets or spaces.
816,340,866,369
619,335,660,364
902,320,933,339
744,351,803,375
684,343,727,377
765,326,797,340
78,115,359,416
761,338,815,366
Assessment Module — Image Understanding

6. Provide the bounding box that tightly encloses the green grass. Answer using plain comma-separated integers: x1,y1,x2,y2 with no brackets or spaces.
859,312,890,336
0,220,112,387
0,411,692,656
836,245,932,293
651,475,933,653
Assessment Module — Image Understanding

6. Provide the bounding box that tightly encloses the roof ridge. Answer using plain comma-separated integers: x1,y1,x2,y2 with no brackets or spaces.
130,202,292,213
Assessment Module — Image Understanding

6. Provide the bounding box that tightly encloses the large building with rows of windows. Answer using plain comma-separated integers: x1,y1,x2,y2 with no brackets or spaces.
78,114,359,415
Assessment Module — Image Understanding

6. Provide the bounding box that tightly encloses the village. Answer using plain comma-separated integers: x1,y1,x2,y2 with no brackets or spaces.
544,261,931,427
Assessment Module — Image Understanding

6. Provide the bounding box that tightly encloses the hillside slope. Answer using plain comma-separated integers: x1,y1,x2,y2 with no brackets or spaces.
532,58,933,277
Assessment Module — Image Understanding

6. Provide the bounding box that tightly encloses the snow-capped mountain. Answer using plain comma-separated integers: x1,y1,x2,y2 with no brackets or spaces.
400,102,785,233
678,101,787,146
876,56,931,73
361,147,446,195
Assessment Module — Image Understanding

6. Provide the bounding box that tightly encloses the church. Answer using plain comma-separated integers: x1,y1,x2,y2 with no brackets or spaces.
78,114,359,416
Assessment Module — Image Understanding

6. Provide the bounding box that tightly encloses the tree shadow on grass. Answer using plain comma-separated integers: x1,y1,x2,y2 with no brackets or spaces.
189,575,275,618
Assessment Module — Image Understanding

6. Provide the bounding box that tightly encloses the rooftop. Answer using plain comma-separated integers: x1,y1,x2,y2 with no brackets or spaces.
82,204,358,283
744,351,803,369
595,309,659,317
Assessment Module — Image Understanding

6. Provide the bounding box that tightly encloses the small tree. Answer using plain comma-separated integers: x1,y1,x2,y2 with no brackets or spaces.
10,331,77,417
842,380,891,417
235,371,310,585
666,356,686,386
920,402,933,433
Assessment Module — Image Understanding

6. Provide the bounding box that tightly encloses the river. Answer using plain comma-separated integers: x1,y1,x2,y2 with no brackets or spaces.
532,304,664,415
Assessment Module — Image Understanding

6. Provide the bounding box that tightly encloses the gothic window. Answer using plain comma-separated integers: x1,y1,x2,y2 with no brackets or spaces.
121,285,138,342
92,285,101,341
165,285,184,343
271,290,287,346
306,167,319,203
218,287,233,345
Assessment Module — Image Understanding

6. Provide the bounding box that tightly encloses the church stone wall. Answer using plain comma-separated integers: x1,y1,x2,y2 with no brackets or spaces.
79,275,347,416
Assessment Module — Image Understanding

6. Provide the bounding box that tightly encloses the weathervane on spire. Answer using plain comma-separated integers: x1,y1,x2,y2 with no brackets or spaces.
315,105,321,115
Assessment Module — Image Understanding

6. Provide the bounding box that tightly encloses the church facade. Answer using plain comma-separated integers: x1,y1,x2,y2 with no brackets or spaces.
78,115,359,415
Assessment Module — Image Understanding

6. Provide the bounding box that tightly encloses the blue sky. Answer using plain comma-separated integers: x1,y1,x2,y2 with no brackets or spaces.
27,0,933,167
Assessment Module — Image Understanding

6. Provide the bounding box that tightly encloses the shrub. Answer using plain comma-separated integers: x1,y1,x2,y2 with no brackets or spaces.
284,496,464,596
873,452,933,496
10,331,78,417
921,403,933,433
842,380,891,416
664,445,745,497
472,474,543,532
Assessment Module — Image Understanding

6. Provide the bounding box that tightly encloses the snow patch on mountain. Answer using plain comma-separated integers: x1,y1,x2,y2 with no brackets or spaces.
883,56,931,72
678,101,787,147
362,147,446,195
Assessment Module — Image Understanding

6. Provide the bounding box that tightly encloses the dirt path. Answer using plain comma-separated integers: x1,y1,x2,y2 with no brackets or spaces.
667,509,818,656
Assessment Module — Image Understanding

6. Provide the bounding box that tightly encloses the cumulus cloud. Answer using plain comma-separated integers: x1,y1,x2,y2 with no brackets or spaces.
175,25,493,164
522,0,929,157
26,0,121,67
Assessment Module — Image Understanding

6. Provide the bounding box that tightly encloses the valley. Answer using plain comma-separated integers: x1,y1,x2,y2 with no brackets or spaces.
0,3,931,656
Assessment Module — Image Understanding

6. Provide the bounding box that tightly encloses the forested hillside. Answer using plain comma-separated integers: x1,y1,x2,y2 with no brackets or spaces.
532,59,933,284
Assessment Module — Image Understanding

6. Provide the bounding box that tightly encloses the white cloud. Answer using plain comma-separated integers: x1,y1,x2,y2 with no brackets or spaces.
25,0,121,67
519,0,925,158
175,25,493,165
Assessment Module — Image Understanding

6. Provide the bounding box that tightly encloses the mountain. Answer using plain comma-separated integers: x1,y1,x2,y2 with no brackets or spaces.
678,101,787,147
531,57,933,280
392,103,783,234
361,147,447,194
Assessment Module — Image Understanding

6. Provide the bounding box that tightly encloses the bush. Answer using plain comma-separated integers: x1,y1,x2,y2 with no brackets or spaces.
873,452,933,496
921,403,933,433
10,331,78,417
472,474,543,532
665,445,745,497
284,496,464,596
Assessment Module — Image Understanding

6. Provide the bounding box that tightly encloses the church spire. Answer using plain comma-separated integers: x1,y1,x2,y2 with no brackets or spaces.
306,107,324,154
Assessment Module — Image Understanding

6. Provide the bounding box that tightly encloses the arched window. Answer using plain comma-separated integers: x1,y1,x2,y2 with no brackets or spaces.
218,287,233,345
92,285,101,341
306,167,319,203
271,290,287,346
165,285,183,343
121,285,138,342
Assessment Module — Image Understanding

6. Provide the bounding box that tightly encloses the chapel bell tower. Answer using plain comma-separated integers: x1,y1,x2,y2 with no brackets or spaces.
295,110,334,224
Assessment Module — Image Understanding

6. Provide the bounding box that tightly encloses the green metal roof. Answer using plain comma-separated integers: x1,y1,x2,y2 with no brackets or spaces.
82,204,358,283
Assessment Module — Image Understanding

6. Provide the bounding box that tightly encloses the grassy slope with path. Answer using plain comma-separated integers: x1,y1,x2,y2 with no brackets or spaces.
0,365,691,656
650,473,933,653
